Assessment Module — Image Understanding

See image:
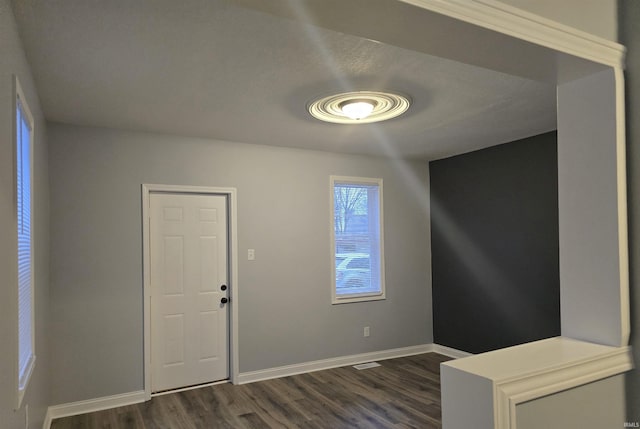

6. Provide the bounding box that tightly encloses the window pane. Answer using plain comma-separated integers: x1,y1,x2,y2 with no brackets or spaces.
332,178,384,302
16,91,35,398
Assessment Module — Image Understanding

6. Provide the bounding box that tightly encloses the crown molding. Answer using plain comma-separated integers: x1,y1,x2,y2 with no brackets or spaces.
399,0,625,69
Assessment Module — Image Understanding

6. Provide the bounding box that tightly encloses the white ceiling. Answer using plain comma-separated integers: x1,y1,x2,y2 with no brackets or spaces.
11,0,557,160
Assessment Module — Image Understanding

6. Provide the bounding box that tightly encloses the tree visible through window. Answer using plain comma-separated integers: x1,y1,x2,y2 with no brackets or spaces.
331,176,385,304
334,185,366,234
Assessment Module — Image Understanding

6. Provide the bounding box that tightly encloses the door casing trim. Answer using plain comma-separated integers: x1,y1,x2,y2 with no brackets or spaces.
142,184,239,400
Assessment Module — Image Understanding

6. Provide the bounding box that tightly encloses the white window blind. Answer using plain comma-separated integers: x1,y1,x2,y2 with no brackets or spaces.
16,80,35,408
331,176,385,304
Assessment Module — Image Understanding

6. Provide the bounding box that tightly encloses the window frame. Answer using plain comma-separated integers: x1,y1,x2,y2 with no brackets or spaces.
14,76,35,410
330,175,386,304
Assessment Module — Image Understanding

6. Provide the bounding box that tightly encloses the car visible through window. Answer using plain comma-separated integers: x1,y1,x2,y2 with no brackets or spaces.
335,253,371,291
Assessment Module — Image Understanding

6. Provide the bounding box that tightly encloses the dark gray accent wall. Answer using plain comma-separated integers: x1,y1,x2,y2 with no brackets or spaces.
430,132,560,354
620,0,640,423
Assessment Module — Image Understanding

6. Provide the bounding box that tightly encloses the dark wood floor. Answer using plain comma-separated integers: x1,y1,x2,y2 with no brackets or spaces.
51,352,451,429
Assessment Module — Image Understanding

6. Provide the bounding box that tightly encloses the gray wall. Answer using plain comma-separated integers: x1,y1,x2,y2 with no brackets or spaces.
430,132,560,354
0,1,50,428
48,123,433,405
621,0,640,423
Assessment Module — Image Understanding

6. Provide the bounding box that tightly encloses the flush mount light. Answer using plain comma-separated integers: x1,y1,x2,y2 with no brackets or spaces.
340,99,375,120
308,91,410,124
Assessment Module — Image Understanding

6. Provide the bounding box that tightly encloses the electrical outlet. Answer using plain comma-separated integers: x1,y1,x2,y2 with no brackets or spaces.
364,326,370,337
248,249,255,260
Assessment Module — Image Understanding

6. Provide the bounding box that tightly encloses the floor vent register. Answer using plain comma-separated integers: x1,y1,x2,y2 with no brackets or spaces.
352,362,381,370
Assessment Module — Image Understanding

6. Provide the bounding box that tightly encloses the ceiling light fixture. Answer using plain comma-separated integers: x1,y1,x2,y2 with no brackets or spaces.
340,99,376,120
308,91,410,124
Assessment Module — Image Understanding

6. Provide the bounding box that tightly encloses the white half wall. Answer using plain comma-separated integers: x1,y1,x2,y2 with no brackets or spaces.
516,375,625,429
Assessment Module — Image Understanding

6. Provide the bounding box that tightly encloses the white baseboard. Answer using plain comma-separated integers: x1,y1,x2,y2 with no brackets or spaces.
238,343,443,384
43,390,146,428
431,343,473,359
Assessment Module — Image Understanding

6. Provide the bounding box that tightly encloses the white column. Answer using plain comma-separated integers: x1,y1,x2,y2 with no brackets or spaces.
557,68,629,347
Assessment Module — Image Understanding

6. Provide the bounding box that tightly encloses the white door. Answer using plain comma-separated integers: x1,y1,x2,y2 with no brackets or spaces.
150,192,229,393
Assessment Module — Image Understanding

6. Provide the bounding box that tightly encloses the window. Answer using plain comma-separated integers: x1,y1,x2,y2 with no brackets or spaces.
15,77,35,409
330,176,385,304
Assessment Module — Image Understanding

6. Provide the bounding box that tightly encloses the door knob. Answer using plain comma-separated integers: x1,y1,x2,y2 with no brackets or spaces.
221,297,229,304
221,285,227,291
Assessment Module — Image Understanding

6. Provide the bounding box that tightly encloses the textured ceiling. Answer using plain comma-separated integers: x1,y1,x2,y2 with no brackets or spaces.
11,0,557,160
